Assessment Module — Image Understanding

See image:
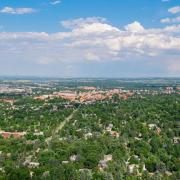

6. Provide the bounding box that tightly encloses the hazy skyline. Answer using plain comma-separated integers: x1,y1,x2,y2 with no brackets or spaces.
0,0,180,77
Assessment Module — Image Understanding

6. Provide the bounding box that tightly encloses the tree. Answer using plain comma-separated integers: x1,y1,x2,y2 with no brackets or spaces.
145,155,159,173
79,169,93,180
156,162,166,173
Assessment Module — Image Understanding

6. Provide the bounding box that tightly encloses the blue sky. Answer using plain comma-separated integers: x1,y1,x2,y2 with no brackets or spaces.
0,0,179,32
0,0,179,77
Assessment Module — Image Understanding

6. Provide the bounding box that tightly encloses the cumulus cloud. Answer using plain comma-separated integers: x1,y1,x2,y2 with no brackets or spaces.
161,6,180,24
0,7,36,14
0,17,179,74
60,17,120,36
61,17,107,29
168,6,180,14
125,21,144,32
161,16,180,23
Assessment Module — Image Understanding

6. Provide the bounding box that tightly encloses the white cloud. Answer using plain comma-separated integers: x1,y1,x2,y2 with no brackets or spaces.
125,21,144,32
0,7,36,14
168,6,180,14
162,0,170,2
86,52,100,61
61,17,119,36
50,0,61,5
161,16,180,23
0,17,179,71
61,17,107,29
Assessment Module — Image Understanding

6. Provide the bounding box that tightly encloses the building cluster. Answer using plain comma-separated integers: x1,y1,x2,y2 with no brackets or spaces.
0,131,26,139
105,123,120,138
173,137,180,144
148,124,161,135
23,155,40,169
34,88,134,103
0,99,16,105
62,154,79,164
161,86,180,94
78,86,97,90
0,86,32,94
78,89,134,102
34,92,77,101
125,156,146,175
132,86,180,95
98,154,113,171
163,87,175,94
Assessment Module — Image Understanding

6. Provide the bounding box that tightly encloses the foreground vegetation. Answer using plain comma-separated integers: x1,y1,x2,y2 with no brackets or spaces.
0,78,179,179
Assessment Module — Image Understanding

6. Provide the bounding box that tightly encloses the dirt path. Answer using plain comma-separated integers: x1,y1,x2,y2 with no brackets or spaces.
52,108,78,137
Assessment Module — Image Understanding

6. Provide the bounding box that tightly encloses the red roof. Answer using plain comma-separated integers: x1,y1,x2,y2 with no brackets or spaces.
1,132,25,139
